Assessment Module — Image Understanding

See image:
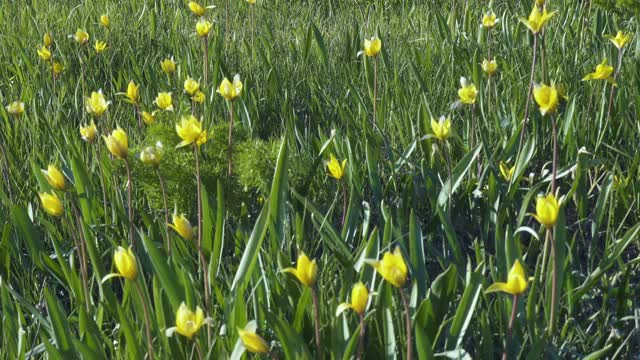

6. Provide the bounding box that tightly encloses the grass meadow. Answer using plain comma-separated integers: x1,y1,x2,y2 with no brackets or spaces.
1,0,639,358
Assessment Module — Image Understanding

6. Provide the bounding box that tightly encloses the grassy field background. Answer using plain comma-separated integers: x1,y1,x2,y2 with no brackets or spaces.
1,0,639,358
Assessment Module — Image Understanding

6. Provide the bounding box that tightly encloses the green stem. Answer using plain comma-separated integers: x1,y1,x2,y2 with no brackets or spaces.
357,312,365,360
502,294,519,360
516,33,537,165
133,280,155,360
399,288,413,360
228,102,234,176
157,170,171,257
194,145,211,342
606,47,623,122
124,159,135,248
311,287,322,358
373,56,378,128
548,227,558,336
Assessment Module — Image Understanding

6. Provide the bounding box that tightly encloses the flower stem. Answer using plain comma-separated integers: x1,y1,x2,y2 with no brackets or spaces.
551,115,558,193
399,288,413,360
341,180,348,226
444,142,453,211
49,57,56,95
95,146,109,225
124,159,135,248
516,33,537,164
357,312,365,360
226,0,230,42
547,228,558,336
311,287,322,358
157,170,171,257
193,144,212,342
133,280,155,360
606,47,623,122
228,102,234,177
62,214,90,311
502,294,519,360
203,37,209,88
194,340,204,360
373,56,378,128
134,103,142,130
0,142,13,200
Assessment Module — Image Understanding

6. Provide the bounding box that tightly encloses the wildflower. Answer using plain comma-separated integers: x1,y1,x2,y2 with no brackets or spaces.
154,92,173,111
431,116,451,141
121,81,140,104
80,121,98,143
481,11,498,28
458,77,478,105
166,302,209,338
102,246,138,281
6,101,25,116
161,57,176,75
139,141,164,168
39,192,64,217
282,252,318,287
85,90,110,117
606,31,632,50
216,74,243,101
52,62,65,75
188,1,206,16
366,247,408,288
192,91,205,103
530,193,559,228
100,14,111,29
485,259,528,295
42,164,66,191
246,0,257,4
327,154,347,180
142,111,156,125
184,77,200,96
499,161,515,182
533,83,559,116
358,36,382,57
518,6,556,34
175,115,208,148
94,41,108,53
73,29,89,45
44,33,53,47
37,45,51,61
103,127,129,159
336,282,369,316
582,58,616,85
196,19,213,37
481,59,498,76
169,214,194,241
238,322,270,354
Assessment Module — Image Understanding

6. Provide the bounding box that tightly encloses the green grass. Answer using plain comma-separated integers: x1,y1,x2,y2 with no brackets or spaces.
1,0,639,358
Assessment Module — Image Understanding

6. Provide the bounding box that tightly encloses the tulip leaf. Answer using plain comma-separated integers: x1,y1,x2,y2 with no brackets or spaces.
44,287,75,357
409,210,427,299
230,204,269,296
448,265,483,349
264,308,313,359
139,231,183,309
437,144,482,208
10,205,43,269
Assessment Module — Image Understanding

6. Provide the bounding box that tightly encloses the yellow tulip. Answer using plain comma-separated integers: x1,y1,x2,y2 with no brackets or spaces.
481,59,498,76
142,111,156,125
196,19,213,37
431,116,451,141
161,57,176,75
582,58,616,85
105,246,138,281
188,1,206,16
39,192,64,217
536,0,545,7
359,36,382,57
85,90,110,117
42,164,66,191
533,83,559,116
169,214,194,241
184,77,200,96
192,91,205,104
94,40,108,53
282,252,318,287
327,154,347,180
154,92,173,111
125,81,140,104
166,302,207,338
6,101,25,116
530,193,559,228
336,282,369,316
103,127,129,159
37,45,51,61
246,0,257,4
44,33,53,47
216,74,243,101
100,14,111,29
175,115,208,148
52,62,65,76
481,11,498,29
366,247,408,288
606,31,632,50
485,259,528,295
518,6,556,34
499,161,515,182
238,322,270,354
80,121,98,143
73,29,89,45
457,77,478,105
139,141,164,168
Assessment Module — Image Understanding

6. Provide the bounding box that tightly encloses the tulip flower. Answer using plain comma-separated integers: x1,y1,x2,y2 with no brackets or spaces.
457,77,478,105
192,91,205,103
238,321,270,354
518,6,556,34
499,161,515,182
336,282,369,316
42,164,66,191
188,1,206,16
103,127,129,159
176,115,208,148
486,259,528,295
582,58,616,85
431,116,451,141
184,77,200,96
357,36,382,57
44,33,53,47
530,193,559,228
169,214,194,241
94,41,108,53
327,154,347,180
216,75,243,101
161,57,176,75
139,141,164,168
533,83,559,116
37,45,51,61
100,14,110,29
73,29,89,44
124,81,140,104
39,192,64,217
481,59,497,76
6,101,24,116
142,111,156,125
481,11,498,28
85,90,110,117
536,0,545,6
52,62,65,76
366,247,408,288
606,31,632,50
283,252,318,287
80,121,98,143
102,246,138,281
196,19,212,37
246,0,257,3
166,302,210,338
154,92,173,111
